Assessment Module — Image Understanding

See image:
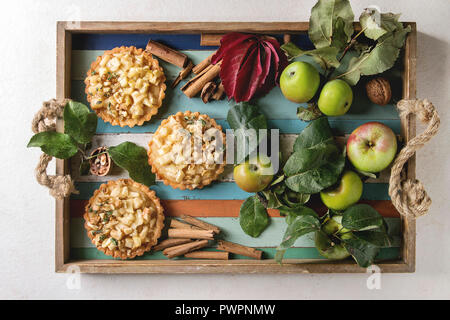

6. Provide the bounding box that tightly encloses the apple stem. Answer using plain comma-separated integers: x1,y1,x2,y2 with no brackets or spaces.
338,27,367,63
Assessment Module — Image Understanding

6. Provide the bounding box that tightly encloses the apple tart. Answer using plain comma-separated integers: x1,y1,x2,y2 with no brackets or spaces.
85,46,166,127
84,179,164,259
148,111,226,190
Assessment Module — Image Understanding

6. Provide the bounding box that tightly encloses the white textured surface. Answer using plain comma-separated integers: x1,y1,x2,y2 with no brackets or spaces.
1,0,449,300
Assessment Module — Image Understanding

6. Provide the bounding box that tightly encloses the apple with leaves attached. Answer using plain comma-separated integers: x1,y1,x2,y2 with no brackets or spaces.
347,122,397,173
280,61,320,103
234,155,274,193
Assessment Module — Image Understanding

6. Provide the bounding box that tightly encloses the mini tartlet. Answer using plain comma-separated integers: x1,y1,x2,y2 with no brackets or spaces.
148,111,226,190
84,46,166,127
84,179,164,259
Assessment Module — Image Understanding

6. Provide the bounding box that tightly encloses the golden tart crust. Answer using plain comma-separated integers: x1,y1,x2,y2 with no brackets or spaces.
148,111,226,190
83,179,164,259
84,46,166,127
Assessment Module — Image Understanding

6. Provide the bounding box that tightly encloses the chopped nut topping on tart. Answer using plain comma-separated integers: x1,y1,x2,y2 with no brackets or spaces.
85,46,166,127
148,111,226,190
84,179,164,259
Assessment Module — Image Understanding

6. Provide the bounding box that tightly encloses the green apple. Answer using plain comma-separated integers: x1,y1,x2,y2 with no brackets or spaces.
318,79,353,116
320,170,363,210
315,230,350,260
233,156,274,193
280,61,320,103
322,215,351,236
347,122,397,173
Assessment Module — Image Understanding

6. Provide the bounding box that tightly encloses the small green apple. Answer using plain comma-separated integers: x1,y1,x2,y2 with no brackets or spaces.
280,61,320,103
347,122,397,173
315,230,351,260
318,79,353,116
233,156,274,193
320,170,363,210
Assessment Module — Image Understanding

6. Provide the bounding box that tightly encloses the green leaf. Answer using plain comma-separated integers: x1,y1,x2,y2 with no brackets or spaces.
281,190,311,209
342,204,384,231
336,23,411,85
360,9,402,41
239,195,270,238
282,42,340,70
355,169,378,180
261,190,284,209
297,103,323,122
108,142,155,187
227,102,268,162
354,229,392,247
79,160,91,176
276,212,320,263
27,131,78,159
284,145,345,194
293,117,334,151
281,206,318,225
281,42,304,60
343,237,380,268
63,101,98,144
308,0,354,50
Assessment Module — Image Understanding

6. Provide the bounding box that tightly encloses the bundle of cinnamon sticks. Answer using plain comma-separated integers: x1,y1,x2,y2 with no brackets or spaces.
152,215,263,260
145,40,225,103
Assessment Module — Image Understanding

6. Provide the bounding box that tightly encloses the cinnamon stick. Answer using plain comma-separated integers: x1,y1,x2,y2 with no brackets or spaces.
192,52,216,74
152,238,192,251
172,60,194,88
181,61,221,98
146,40,188,68
217,240,263,260
180,215,221,234
163,240,209,259
184,250,229,260
168,228,214,240
200,33,224,46
283,34,291,44
201,82,217,103
170,218,202,230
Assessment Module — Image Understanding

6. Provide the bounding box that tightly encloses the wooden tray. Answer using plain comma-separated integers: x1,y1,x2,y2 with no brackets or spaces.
56,22,417,273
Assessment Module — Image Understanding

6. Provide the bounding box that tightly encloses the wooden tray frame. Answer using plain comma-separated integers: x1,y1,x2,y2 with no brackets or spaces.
56,22,416,274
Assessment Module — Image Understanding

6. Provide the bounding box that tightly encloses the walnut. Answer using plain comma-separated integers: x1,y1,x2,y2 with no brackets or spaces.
89,146,112,176
365,77,392,105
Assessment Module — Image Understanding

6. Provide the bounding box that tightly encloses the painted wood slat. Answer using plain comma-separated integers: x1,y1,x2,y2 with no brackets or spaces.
71,181,391,201
70,217,401,249
70,133,392,183
71,50,401,122
70,247,401,261
70,199,400,218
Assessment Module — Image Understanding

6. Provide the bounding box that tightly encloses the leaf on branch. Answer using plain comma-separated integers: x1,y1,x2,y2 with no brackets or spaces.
308,0,354,50
297,103,323,122
27,131,78,159
336,23,411,85
108,142,155,187
360,9,403,41
282,42,340,70
63,101,98,144
239,195,270,238
343,237,380,268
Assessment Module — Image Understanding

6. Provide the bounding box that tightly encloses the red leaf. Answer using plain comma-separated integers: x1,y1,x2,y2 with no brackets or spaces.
263,37,288,82
219,39,256,100
234,46,263,102
211,33,254,64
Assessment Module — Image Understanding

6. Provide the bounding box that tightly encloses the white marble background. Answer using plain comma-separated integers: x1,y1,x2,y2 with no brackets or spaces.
0,0,449,299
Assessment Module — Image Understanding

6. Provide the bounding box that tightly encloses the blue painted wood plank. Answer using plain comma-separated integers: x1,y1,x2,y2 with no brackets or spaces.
72,181,390,201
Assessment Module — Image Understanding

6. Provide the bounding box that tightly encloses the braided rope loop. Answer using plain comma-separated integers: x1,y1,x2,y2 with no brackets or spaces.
32,99,78,199
389,99,440,218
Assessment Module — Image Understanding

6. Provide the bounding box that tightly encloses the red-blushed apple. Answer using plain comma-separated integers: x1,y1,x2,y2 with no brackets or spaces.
320,170,363,210
280,61,320,103
233,156,274,193
347,122,397,173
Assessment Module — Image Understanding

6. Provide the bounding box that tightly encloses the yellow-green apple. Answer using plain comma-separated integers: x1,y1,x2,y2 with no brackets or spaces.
347,122,397,173
280,61,320,103
317,79,353,116
315,230,350,260
320,170,363,210
233,156,274,193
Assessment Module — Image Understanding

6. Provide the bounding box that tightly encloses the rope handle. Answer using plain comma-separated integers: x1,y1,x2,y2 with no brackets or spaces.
389,99,440,219
32,99,78,199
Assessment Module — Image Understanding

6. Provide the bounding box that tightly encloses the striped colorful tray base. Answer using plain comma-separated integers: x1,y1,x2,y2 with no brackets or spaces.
69,33,402,261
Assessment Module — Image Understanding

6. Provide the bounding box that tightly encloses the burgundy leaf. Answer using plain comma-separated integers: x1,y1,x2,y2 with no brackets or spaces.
211,33,254,64
234,46,263,102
